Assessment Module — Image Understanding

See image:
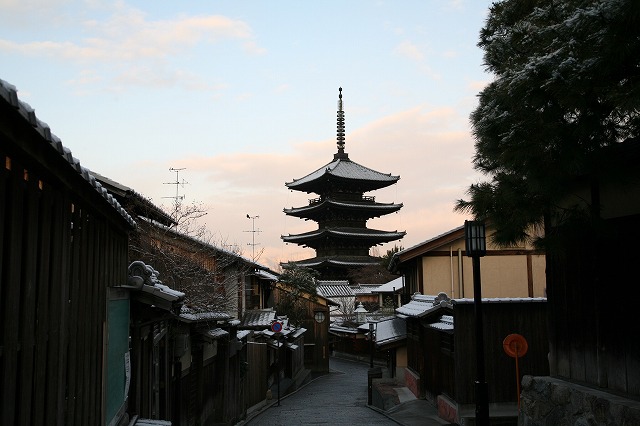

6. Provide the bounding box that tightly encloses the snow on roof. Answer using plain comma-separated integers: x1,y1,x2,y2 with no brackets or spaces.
237,330,251,340
427,315,454,331
291,255,383,268
329,324,360,335
205,328,229,340
286,157,399,188
373,276,403,293
134,420,172,426
351,284,381,295
140,283,185,301
240,309,277,328
290,327,307,339
317,281,355,298
374,317,407,347
452,297,547,305
285,199,402,215
395,294,437,317
0,79,135,228
179,308,232,323
395,292,451,318
317,280,350,286
283,227,405,243
255,269,279,281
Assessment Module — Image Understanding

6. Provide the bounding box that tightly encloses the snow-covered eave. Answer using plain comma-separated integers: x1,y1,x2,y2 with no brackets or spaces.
282,228,406,242
0,78,136,229
452,297,547,305
178,310,233,324
284,200,403,216
289,257,381,268
286,157,400,189
375,335,407,349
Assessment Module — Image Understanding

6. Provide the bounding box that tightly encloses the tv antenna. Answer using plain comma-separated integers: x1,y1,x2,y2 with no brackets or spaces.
163,167,189,206
244,214,262,263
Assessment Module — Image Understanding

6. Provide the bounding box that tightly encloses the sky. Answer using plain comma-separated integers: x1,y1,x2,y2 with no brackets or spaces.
1,0,494,271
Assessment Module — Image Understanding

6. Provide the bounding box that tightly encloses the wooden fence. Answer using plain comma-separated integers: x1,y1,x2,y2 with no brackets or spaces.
245,342,268,409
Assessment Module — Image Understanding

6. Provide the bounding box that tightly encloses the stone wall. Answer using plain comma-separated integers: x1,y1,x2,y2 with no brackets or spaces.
519,376,640,426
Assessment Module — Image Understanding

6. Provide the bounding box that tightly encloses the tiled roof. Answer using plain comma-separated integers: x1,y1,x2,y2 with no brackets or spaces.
395,294,436,317
284,199,402,216
283,227,405,242
427,315,454,331
373,276,404,293
375,317,407,347
240,309,277,328
388,225,465,272
140,283,185,302
205,328,229,340
254,269,279,281
317,280,350,286
286,157,399,191
329,324,360,335
395,292,452,318
237,330,251,340
127,260,184,311
0,79,135,228
179,308,232,323
351,284,381,295
290,255,382,268
317,281,355,298
134,420,172,426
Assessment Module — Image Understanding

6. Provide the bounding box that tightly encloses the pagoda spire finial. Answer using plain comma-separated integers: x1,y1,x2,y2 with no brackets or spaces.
336,87,346,157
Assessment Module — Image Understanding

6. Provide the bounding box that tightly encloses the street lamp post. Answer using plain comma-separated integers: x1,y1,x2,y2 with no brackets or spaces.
465,220,489,426
367,321,377,405
369,322,375,368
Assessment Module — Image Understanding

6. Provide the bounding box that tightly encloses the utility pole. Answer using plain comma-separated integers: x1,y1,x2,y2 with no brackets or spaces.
244,214,261,263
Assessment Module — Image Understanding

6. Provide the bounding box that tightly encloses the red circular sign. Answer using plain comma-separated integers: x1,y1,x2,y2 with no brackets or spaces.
271,321,283,333
503,333,528,358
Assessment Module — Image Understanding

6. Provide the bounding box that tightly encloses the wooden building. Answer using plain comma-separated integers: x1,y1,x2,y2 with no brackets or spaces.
93,172,279,320
389,225,546,304
397,294,549,424
520,138,640,425
282,88,405,280
272,282,332,374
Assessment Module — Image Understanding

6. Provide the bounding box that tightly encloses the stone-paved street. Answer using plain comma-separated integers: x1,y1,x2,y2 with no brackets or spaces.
247,357,397,425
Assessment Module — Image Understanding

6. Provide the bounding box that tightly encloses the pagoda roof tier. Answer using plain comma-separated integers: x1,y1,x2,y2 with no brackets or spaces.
286,255,383,269
282,227,405,247
285,156,399,194
284,198,403,219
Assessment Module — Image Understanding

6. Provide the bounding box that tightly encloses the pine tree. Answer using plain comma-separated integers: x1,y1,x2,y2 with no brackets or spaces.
457,0,640,246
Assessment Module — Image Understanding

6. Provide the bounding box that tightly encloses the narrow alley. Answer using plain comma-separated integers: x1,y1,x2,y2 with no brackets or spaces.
246,357,397,425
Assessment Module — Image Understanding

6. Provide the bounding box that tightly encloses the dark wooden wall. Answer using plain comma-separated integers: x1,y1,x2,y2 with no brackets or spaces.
245,342,268,410
1,136,130,424
453,300,549,405
547,214,640,398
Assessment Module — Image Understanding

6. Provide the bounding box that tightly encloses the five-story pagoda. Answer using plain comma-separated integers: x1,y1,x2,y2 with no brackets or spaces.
282,88,405,280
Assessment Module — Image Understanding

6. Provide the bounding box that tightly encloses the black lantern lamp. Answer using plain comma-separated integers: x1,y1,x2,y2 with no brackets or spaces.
465,219,489,426
465,220,486,257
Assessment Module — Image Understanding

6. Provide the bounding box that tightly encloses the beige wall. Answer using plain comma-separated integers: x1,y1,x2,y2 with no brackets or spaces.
396,345,407,380
420,235,546,299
